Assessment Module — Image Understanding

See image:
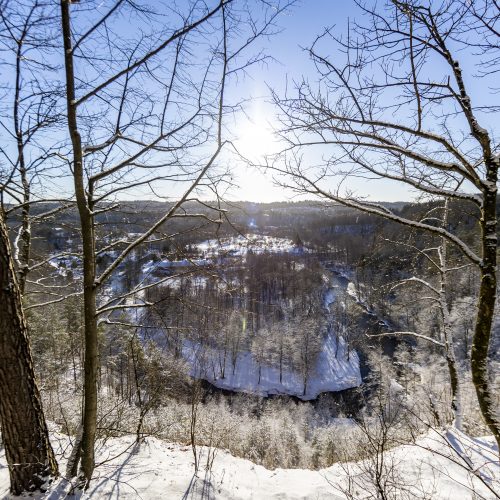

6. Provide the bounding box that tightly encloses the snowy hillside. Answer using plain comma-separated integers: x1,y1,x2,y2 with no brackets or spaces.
178,274,362,400
1,428,498,499
183,332,361,400
130,234,363,400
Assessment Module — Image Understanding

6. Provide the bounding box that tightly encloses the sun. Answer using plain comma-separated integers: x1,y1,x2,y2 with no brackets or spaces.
235,117,277,161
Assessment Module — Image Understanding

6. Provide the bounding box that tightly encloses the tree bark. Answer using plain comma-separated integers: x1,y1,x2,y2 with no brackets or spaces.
473,166,500,450
0,210,58,495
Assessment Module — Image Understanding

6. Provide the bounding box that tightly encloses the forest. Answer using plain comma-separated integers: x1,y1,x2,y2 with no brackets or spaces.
0,1,499,499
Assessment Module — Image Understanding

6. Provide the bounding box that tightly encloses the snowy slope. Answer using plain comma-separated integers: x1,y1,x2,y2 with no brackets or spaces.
182,333,361,400
135,239,363,400
1,428,498,499
180,281,362,400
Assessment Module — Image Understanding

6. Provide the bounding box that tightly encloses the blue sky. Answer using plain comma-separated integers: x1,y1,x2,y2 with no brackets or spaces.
228,0,360,202
2,1,495,205
228,0,422,202
227,0,498,203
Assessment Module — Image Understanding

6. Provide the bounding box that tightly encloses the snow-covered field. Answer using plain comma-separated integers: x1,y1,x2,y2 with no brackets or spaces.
1,428,498,499
136,234,300,277
196,234,302,256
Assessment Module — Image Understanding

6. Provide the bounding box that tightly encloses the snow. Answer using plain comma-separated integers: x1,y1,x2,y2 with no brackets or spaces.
196,234,301,257
48,255,81,278
129,263,363,401
182,332,362,400
346,282,358,300
1,428,498,499
129,236,364,401
323,287,337,307
142,259,212,275
141,258,211,275
177,284,362,400
155,258,211,269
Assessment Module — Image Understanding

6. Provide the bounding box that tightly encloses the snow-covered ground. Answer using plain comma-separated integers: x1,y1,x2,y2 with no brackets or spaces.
196,234,302,256
105,235,363,400
182,332,362,400
1,428,498,499
142,258,211,275
48,255,81,278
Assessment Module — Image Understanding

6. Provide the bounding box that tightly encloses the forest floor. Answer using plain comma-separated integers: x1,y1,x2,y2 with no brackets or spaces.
1,427,498,499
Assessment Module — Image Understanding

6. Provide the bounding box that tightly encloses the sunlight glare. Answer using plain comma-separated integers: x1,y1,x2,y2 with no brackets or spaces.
236,117,277,162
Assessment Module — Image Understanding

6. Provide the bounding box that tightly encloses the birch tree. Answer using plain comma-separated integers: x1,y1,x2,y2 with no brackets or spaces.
271,0,500,448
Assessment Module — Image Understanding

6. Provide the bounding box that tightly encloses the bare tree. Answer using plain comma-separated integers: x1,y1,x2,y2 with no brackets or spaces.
271,0,500,449
0,0,69,293
0,2,70,494
375,200,465,429
59,0,292,485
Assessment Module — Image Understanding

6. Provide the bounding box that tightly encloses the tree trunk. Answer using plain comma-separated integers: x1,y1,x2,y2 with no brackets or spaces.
12,29,31,294
0,210,58,495
472,175,500,450
60,0,99,484
439,202,463,431
445,351,462,429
